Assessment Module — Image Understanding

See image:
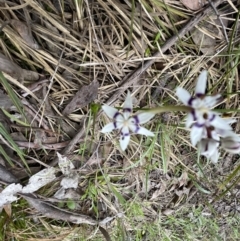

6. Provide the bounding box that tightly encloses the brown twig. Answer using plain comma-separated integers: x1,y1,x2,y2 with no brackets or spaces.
49,0,223,166
13,140,69,150
208,0,229,43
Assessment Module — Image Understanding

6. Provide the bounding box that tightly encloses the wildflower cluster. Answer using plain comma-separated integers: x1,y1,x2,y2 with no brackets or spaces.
101,70,240,163
176,70,240,163
101,91,155,151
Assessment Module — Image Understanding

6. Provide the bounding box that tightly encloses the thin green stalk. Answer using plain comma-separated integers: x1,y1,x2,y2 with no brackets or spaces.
142,105,192,114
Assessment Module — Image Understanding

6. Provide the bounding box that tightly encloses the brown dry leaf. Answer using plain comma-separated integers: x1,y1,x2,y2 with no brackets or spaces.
84,150,103,167
3,204,12,217
43,21,61,55
178,172,188,187
0,163,19,184
162,209,174,216
181,0,207,10
11,166,41,181
10,20,40,50
60,120,80,138
85,156,102,166
54,188,81,200
0,53,24,81
63,80,99,116
150,182,167,200
191,15,228,55
0,54,39,82
11,132,27,142
22,69,39,81
0,90,13,110
23,194,98,225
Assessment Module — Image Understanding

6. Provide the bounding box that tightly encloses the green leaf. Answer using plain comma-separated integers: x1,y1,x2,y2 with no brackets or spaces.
0,145,14,166
0,72,26,120
1,108,29,127
193,181,211,194
108,183,126,205
67,200,76,210
90,103,101,115
0,122,29,172
219,164,240,190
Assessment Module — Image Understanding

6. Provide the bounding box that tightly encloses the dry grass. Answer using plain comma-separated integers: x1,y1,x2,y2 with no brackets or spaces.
0,0,240,240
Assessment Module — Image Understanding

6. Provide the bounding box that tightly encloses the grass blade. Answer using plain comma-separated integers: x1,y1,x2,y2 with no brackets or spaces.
0,72,26,119
0,122,29,172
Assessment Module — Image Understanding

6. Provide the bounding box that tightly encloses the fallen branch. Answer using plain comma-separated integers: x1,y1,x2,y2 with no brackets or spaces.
23,193,99,225
21,193,113,241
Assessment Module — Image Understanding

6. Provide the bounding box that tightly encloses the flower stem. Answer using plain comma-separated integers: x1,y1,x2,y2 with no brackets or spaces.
140,105,192,114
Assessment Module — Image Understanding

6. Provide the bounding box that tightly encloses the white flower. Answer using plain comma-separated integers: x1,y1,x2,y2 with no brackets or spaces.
198,138,220,163
221,134,240,154
176,70,234,146
197,133,240,163
101,91,155,151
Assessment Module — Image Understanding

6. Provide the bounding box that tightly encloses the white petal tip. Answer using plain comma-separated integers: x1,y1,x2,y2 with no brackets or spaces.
101,122,116,133
136,126,154,136
102,105,118,119
120,135,130,151
195,70,207,95
176,87,191,105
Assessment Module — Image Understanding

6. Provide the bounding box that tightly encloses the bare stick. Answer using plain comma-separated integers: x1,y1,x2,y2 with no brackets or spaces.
208,0,229,43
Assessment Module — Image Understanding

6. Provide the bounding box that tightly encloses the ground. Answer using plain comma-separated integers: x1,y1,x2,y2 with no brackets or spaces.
0,0,240,240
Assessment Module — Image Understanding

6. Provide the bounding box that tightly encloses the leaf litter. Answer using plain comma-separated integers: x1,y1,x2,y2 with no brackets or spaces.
0,153,114,229
54,152,79,199
191,13,229,55
10,19,40,50
181,0,207,10
62,80,99,116
0,0,239,240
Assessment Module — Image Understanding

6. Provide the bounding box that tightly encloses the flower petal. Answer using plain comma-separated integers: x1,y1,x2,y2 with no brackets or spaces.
210,152,220,163
101,122,116,133
225,118,237,125
215,128,235,138
115,113,124,122
203,95,221,108
135,126,154,136
186,113,194,128
194,111,207,125
198,139,220,163
211,115,233,131
102,105,119,119
120,135,130,151
195,70,207,96
222,135,240,153
119,126,131,151
207,139,220,157
176,87,191,105
210,129,221,141
190,125,204,146
130,112,155,125
123,91,133,119
129,122,154,136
